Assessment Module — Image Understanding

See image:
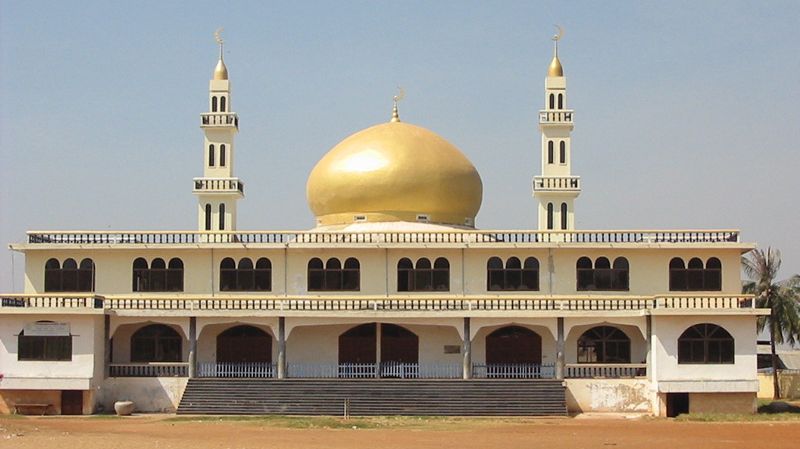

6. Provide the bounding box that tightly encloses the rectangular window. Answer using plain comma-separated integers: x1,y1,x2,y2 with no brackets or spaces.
18,335,72,361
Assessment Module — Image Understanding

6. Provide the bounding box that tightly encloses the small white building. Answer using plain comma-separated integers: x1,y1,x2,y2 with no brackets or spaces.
0,36,766,417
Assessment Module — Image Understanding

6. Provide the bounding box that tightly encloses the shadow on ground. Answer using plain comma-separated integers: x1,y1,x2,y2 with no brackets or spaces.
758,401,800,414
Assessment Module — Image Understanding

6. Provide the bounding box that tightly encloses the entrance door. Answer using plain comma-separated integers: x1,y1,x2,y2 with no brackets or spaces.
217,325,272,363
61,390,83,415
338,323,376,364
381,324,419,364
486,326,542,364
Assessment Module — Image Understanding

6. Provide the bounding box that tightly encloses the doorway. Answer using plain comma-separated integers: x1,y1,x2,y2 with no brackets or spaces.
61,390,83,415
666,393,690,417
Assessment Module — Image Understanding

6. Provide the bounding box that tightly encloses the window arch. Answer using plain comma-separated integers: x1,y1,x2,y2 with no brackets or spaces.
576,257,630,291
487,256,539,291
132,257,148,291
558,93,563,109
219,96,226,112
397,257,449,292
559,141,566,163
397,258,414,292
208,144,215,167
131,258,183,292
220,144,226,167
254,258,272,291
150,258,167,291
433,257,450,291
220,257,272,292
77,258,95,291
44,258,96,292
218,203,225,230
130,324,182,363
560,203,568,230
669,257,722,291
220,257,236,291
547,141,554,164
204,204,212,231
546,203,554,230
308,257,360,291
211,96,218,112
577,326,631,363
18,321,72,361
678,323,734,364
44,259,61,291
549,93,555,109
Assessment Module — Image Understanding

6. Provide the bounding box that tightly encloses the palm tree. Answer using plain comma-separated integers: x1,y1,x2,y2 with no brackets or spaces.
742,248,800,399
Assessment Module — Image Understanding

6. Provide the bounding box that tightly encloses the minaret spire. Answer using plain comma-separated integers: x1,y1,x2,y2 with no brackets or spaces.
390,86,404,123
213,28,228,80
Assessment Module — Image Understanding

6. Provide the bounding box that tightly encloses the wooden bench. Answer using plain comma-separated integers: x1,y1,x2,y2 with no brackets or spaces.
13,403,51,416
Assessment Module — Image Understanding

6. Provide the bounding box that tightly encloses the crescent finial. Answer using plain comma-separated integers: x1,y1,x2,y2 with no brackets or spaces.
214,28,224,45
391,86,405,122
552,25,563,41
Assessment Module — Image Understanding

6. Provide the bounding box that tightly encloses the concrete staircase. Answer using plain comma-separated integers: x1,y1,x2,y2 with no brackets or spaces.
176,379,567,416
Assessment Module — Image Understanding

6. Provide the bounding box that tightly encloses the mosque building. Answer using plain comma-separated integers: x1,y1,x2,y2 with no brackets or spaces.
0,35,765,417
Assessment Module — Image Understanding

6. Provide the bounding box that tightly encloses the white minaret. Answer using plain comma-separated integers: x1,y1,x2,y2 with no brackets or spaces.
533,30,580,231
193,31,243,233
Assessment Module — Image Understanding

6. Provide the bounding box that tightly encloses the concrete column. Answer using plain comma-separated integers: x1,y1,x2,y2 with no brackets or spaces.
103,315,111,378
375,322,382,378
646,314,653,381
462,317,472,379
188,317,197,378
277,317,287,379
556,317,565,380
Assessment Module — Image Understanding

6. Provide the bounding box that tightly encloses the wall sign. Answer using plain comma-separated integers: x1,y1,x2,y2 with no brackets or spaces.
24,322,70,336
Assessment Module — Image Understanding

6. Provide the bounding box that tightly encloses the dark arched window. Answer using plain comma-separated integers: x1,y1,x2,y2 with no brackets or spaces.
131,258,182,292
167,258,185,292
558,93,563,109
204,204,212,231
669,257,722,291
415,258,433,291
433,257,450,291
220,96,226,112
577,326,631,363
547,141,554,164
559,141,566,163
343,258,360,290
678,323,734,364
594,257,612,289
211,96,218,112
308,257,359,291
220,144,226,167
208,144,215,167
522,257,540,290
560,203,568,230
220,257,271,291
254,258,272,291
237,258,254,290
149,258,167,291
549,93,555,109
397,258,414,292
576,257,594,290
61,258,78,291
77,258,95,292
131,324,182,363
487,257,504,290
307,257,324,291
325,258,343,290
487,257,539,291
218,203,225,230
611,257,630,290
18,321,72,361
44,258,96,292
220,257,236,291
547,203,554,230
44,258,61,292
132,258,148,291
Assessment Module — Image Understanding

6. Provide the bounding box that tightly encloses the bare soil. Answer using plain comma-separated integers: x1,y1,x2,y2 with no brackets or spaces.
2,414,799,449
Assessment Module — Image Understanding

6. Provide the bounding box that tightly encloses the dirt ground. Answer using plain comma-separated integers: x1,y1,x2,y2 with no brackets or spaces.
1,414,799,449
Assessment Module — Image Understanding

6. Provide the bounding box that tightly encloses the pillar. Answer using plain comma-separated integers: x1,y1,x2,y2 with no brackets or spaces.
188,317,197,378
556,317,565,380
277,317,286,379
462,317,472,379
103,315,111,378
375,322,382,378
646,314,652,381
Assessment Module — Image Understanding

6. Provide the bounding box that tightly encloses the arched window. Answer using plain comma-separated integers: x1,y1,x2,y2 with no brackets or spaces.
397,258,414,292
611,257,630,290
522,257,540,290
505,257,522,289
669,257,722,291
130,324,182,363
220,144,226,167
576,257,594,290
487,257,539,291
415,258,433,291
577,326,631,363
669,258,687,290
704,257,722,290
558,93,563,109
487,257,504,290
44,258,61,292
131,258,183,292
219,203,225,230
549,93,555,110
433,257,450,291
308,257,360,291
560,203,568,230
18,321,72,361
149,258,167,291
343,258,360,290
211,96,218,112
165,257,183,291
208,144,215,167
546,203,554,230
547,141,554,164
254,258,272,291
77,258,95,292
219,257,236,291
204,204,212,231
132,257,148,291
220,96,226,112
559,141,566,163
678,323,734,364
325,258,343,290
307,258,324,291
594,257,612,289
687,257,704,290
61,258,78,291
237,258,254,290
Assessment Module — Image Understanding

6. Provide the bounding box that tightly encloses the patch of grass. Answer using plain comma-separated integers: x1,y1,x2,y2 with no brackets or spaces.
163,415,541,430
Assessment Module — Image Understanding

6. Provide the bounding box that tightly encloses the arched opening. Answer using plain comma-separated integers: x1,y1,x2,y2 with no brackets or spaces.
61,258,78,291
44,258,61,292
381,324,419,364
254,258,272,291
77,258,95,292
611,257,630,290
208,144,215,167
338,323,376,365
237,258,254,290
218,203,225,230
560,202,568,230
149,258,167,291
219,96,226,112
577,326,631,363
132,257,148,291
678,323,734,364
547,141,554,164
343,257,360,290
522,257,540,290
433,257,450,291
487,257,504,290
211,96,218,112
166,258,183,291
486,326,542,365
131,324,182,363
219,257,236,291
307,257,324,291
547,203,554,230
549,93,555,109
705,257,722,290
669,257,687,290
559,141,566,163
216,325,271,364
558,93,563,109
576,256,593,290
325,258,343,289
687,257,704,289
204,204,212,231
397,258,413,292
220,144,226,167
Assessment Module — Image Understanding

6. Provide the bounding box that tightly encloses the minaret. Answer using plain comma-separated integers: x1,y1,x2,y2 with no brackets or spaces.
193,31,243,233
533,30,580,231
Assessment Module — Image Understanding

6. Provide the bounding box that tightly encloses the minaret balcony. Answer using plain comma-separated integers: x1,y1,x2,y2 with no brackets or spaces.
539,110,574,125
193,177,244,195
200,112,239,128
533,176,580,192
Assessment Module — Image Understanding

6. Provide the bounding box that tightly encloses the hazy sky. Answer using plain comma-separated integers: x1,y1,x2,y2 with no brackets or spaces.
1,1,799,292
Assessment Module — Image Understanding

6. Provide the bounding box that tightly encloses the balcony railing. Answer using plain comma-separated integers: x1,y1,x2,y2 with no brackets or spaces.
539,110,574,124
109,363,189,377
657,295,754,309
472,363,555,379
193,178,244,195
533,176,581,192
24,229,742,246
0,294,103,309
197,362,276,378
565,363,647,378
200,112,238,128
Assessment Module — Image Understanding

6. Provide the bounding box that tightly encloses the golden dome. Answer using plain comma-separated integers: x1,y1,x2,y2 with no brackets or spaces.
213,58,228,80
307,121,483,227
547,55,563,77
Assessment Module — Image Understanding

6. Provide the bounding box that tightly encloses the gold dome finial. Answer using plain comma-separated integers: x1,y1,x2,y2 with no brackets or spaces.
547,25,564,77
391,86,405,122
213,28,228,80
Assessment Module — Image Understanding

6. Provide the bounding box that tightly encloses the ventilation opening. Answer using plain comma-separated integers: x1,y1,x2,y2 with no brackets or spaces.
416,214,430,223
353,215,367,222
464,217,474,226
666,393,690,417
